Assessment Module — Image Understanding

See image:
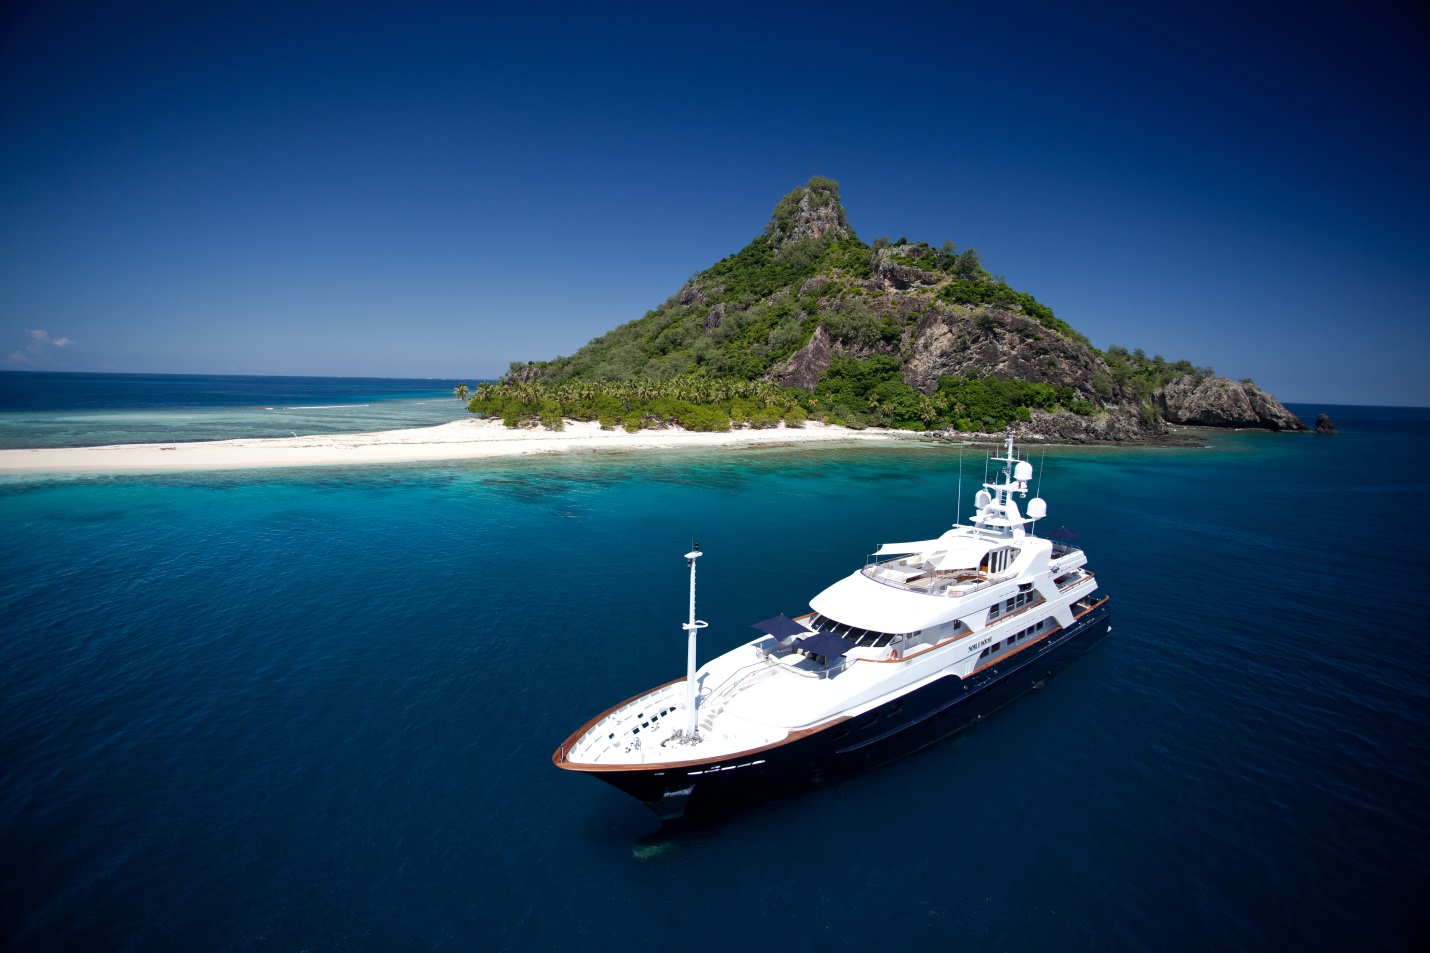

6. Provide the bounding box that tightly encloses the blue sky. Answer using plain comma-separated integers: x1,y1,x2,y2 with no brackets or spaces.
2,0,1426,405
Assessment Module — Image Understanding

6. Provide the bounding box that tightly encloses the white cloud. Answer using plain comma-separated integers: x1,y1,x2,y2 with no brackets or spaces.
18,329,76,361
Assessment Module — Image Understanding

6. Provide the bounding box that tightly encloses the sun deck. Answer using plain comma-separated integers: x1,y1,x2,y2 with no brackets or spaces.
862,558,1016,596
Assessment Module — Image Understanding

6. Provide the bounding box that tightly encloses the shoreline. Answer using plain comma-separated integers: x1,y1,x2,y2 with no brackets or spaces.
0,418,913,474
0,416,1243,477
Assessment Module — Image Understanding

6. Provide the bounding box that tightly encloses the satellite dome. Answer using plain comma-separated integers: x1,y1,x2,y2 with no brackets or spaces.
1014,460,1034,482
1027,498,1047,520
975,489,992,508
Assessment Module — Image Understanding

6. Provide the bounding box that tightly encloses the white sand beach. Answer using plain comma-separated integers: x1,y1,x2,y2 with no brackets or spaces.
0,418,910,474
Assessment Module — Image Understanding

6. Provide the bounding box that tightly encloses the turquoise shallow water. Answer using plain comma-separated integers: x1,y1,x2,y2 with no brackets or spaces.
1,382,1426,951
0,372,470,448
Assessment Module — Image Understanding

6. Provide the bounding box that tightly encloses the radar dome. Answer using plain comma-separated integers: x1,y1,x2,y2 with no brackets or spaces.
975,489,992,508
1014,461,1034,482
1027,498,1047,520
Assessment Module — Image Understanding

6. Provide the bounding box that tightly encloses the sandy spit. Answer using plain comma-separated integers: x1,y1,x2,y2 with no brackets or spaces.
0,418,914,475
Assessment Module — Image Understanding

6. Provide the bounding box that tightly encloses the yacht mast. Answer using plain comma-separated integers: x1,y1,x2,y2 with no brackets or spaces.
683,545,707,740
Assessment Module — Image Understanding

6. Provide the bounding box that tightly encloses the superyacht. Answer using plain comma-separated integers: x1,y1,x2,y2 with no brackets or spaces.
553,437,1111,819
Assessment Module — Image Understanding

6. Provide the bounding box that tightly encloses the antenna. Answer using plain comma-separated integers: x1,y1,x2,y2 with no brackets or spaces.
1036,448,1046,497
957,443,964,525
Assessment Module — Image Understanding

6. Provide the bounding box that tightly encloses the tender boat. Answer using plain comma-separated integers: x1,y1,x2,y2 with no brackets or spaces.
553,436,1111,820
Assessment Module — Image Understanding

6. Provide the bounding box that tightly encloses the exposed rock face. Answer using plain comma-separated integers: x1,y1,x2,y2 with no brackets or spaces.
770,325,832,391
505,362,544,384
703,304,724,333
678,284,707,307
1315,413,1339,434
799,277,830,296
1156,376,1307,430
765,179,850,247
904,306,1107,397
871,247,944,291
1242,384,1307,431
1011,407,1153,442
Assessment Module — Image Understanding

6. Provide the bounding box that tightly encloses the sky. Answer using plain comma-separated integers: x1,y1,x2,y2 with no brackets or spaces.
1,0,1427,405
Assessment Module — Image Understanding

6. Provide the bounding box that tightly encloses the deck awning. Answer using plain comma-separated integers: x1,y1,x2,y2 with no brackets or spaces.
872,537,991,570
797,631,857,659
751,613,808,639
873,539,944,557
927,538,992,570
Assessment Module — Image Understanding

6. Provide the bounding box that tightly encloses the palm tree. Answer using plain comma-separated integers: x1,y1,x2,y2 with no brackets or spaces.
919,396,939,427
453,382,470,401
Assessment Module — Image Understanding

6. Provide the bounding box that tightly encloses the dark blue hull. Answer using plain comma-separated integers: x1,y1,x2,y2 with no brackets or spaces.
559,599,1111,820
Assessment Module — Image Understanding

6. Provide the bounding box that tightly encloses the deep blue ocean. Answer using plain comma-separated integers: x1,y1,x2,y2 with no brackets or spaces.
1,374,1426,951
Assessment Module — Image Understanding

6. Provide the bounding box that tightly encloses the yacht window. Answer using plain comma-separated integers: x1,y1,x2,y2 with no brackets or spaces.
873,632,893,648
979,647,989,658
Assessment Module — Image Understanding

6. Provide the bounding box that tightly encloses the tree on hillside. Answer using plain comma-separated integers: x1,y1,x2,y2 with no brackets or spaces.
955,247,982,280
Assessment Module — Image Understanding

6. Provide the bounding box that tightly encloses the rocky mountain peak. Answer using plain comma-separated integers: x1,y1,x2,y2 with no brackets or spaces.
764,176,851,247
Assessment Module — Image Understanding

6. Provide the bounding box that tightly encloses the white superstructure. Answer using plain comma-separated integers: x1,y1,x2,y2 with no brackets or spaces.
563,436,1099,769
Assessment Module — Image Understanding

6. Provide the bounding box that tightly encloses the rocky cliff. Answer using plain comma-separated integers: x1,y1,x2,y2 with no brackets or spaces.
1155,376,1306,430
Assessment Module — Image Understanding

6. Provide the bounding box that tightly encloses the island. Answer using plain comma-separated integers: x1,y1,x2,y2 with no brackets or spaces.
474,176,1307,440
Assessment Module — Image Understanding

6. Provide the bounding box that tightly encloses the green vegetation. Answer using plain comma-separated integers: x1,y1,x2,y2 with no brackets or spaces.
1101,346,1213,401
466,379,807,432
939,280,1085,344
793,356,1091,431
468,362,1093,435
